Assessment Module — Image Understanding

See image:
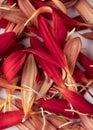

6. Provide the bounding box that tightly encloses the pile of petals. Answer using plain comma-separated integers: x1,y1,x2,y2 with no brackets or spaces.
0,0,93,130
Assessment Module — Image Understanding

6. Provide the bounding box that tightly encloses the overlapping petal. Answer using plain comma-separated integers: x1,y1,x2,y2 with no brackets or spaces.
29,36,65,87
38,15,67,69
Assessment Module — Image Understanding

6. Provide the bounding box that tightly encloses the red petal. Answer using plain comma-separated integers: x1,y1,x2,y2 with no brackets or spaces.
73,15,88,30
0,110,24,129
52,9,67,47
2,50,26,81
53,8,90,31
7,0,15,4
29,36,64,87
28,36,61,66
59,88,93,114
38,15,67,69
0,43,24,59
0,32,16,54
73,66,88,84
37,98,78,118
36,58,64,87
0,19,9,28
78,53,93,79
29,0,47,9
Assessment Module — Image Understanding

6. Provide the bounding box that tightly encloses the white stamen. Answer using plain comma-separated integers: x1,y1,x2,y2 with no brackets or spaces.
65,109,88,116
41,108,46,130
67,28,75,40
90,65,93,67
22,84,42,97
22,116,26,123
58,121,73,128
0,3,16,10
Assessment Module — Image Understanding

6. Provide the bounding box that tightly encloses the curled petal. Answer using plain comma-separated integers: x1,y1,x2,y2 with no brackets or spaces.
2,50,26,81
52,0,67,13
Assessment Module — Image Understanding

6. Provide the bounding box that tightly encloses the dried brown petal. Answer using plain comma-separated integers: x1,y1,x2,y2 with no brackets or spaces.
21,54,38,116
18,0,35,18
80,115,93,130
64,37,82,74
75,0,93,24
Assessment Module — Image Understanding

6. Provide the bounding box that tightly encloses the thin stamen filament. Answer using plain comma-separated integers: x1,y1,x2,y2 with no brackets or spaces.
24,6,52,26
